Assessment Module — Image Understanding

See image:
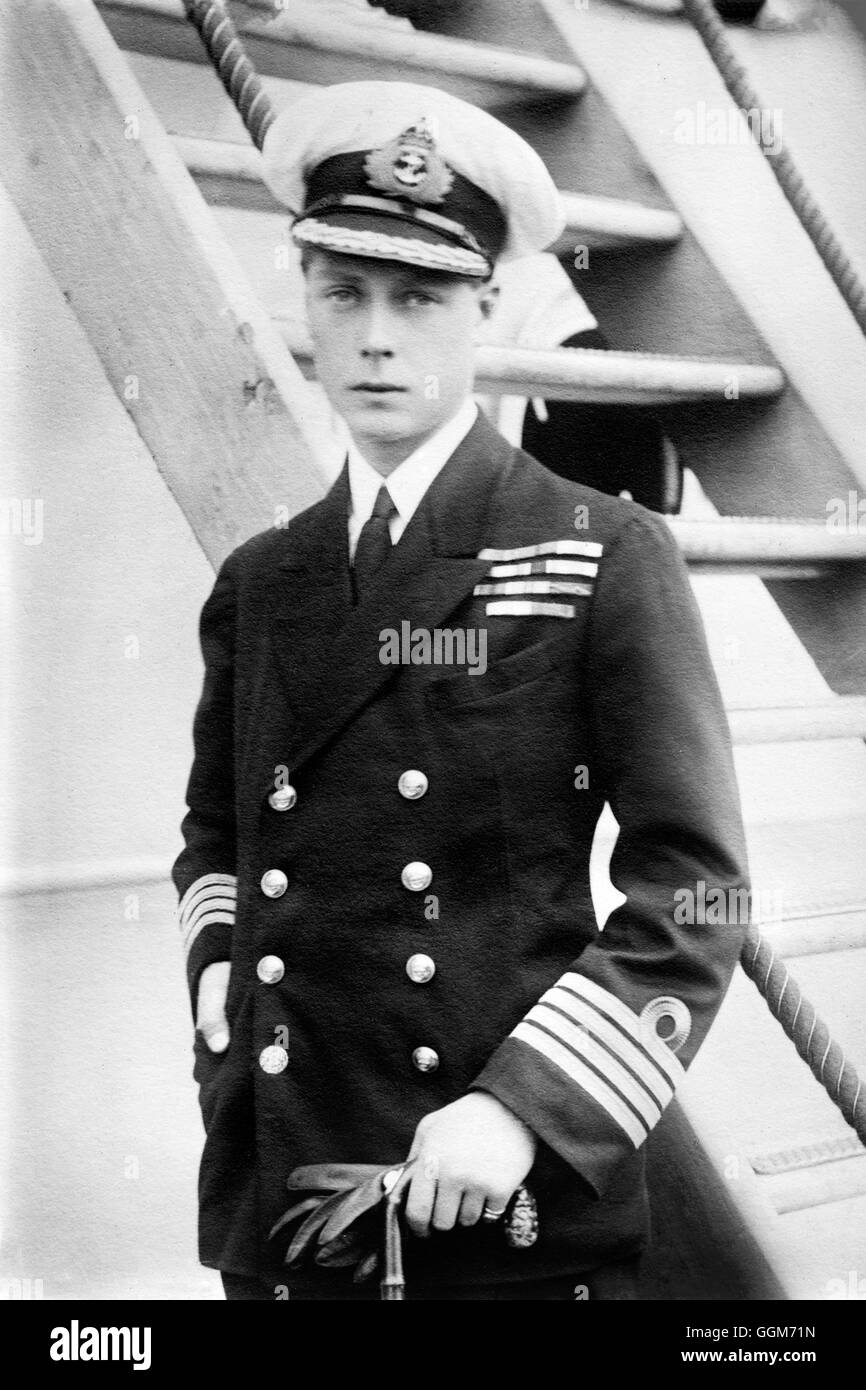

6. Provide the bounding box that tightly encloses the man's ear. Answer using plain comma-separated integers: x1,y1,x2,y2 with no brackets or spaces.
478,279,500,322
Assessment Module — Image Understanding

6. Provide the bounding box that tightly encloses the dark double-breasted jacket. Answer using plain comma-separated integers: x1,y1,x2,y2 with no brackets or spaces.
173,411,749,1288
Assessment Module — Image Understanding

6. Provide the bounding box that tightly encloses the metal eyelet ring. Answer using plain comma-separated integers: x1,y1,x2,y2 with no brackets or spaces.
640,996,691,1054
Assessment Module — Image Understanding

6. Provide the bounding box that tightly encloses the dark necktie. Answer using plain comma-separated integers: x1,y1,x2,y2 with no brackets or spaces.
352,484,396,603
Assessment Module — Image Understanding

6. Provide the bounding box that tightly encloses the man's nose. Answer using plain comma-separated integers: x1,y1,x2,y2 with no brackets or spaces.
360,301,396,358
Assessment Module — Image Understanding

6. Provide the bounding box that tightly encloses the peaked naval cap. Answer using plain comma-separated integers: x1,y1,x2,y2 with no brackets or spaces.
261,80,565,278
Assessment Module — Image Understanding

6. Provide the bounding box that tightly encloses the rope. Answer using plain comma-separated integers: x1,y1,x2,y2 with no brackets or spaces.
682,0,866,1136
181,0,276,151
740,924,866,1146
177,0,866,1150
681,0,866,338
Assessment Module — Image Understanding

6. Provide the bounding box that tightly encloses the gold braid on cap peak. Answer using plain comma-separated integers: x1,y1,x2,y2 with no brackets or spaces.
291,217,490,277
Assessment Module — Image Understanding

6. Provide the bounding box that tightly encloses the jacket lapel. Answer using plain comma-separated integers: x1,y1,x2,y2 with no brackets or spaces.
268,461,354,666
265,412,515,788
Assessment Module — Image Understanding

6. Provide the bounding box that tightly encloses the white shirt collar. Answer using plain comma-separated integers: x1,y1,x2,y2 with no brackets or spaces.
346,399,478,557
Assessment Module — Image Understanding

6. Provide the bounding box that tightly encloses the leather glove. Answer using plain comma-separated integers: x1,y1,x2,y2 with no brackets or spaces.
269,1161,540,1290
269,1162,413,1285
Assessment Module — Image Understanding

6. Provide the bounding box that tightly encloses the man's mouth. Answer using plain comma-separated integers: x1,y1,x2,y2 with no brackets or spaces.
350,383,406,394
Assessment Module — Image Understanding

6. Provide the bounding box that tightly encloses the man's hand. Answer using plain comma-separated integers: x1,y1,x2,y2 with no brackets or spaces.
196,961,232,1053
404,1092,537,1237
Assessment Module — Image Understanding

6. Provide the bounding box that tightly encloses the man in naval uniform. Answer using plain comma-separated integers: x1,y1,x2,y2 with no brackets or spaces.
173,81,750,1301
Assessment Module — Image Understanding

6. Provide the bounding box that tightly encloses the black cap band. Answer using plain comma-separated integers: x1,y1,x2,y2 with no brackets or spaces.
302,151,508,263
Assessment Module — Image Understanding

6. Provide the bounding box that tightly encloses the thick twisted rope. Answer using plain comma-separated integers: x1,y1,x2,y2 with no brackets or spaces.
181,0,276,150
682,0,866,338
179,0,866,1149
740,923,866,1145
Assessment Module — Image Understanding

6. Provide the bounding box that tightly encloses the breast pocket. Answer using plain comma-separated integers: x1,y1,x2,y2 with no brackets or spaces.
428,630,579,710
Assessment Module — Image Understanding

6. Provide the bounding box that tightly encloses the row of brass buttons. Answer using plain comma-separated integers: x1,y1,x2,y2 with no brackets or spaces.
267,770,427,814
254,956,439,1072
255,951,435,990
257,1043,438,1074
258,769,436,1072
400,771,436,1066
261,862,432,898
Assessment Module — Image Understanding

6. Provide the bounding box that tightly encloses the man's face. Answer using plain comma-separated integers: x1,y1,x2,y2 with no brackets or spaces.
303,250,495,471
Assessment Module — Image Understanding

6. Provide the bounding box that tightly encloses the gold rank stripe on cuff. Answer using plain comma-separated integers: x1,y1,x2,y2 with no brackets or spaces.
511,1021,649,1147
510,971,684,1148
562,972,685,1087
478,541,604,562
525,1002,665,1130
486,600,577,619
475,580,594,598
486,559,599,579
177,872,238,959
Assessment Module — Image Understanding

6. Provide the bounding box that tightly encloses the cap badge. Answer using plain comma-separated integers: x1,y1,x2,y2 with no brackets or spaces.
363,118,454,206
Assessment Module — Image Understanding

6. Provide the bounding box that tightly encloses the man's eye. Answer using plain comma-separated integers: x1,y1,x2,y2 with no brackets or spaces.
326,287,358,303
404,292,437,307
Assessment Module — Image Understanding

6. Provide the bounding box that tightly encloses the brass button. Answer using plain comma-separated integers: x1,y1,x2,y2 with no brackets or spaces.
269,786,297,812
398,770,428,800
260,869,288,898
259,1044,288,1074
406,954,435,985
257,955,285,985
401,861,432,892
412,1046,439,1073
